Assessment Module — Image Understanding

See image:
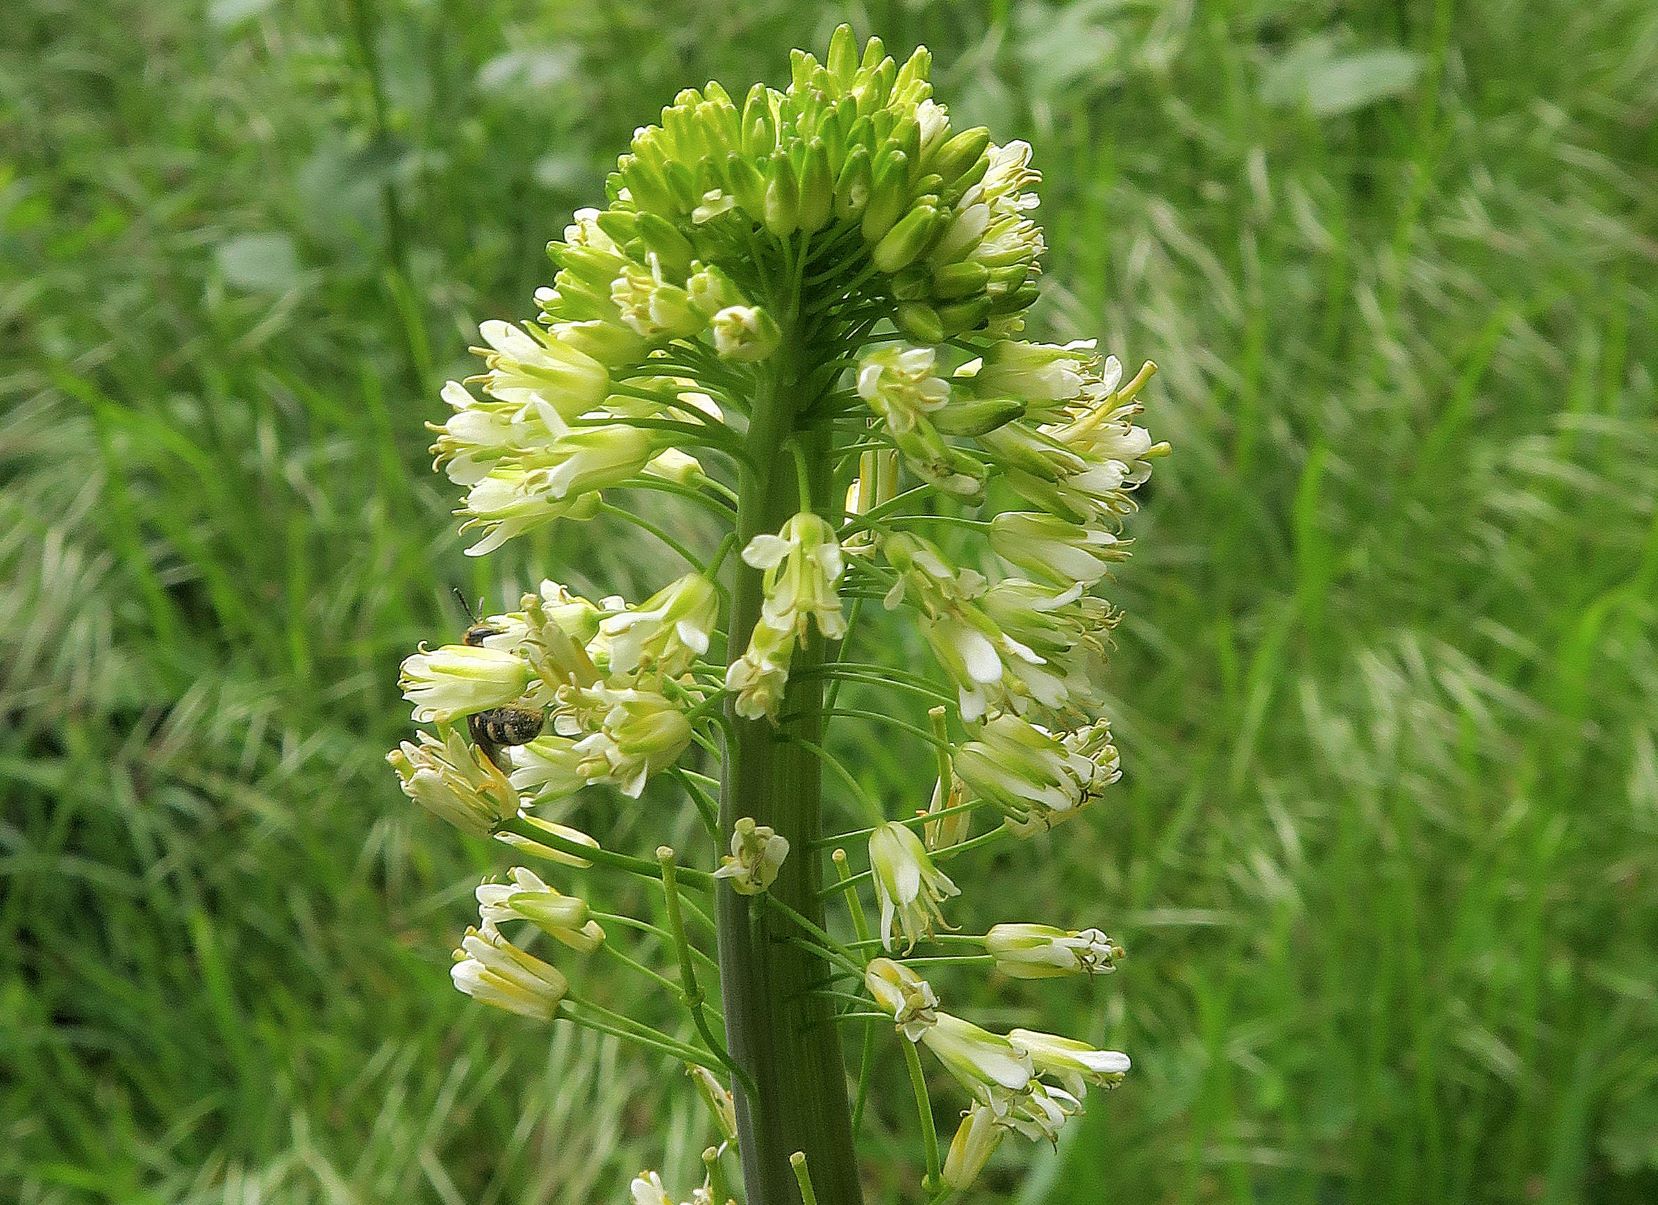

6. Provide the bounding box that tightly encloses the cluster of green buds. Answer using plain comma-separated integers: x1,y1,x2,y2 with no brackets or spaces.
386,26,1164,1203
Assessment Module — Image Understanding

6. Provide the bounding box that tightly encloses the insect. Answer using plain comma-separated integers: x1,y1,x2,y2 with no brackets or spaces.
456,590,545,769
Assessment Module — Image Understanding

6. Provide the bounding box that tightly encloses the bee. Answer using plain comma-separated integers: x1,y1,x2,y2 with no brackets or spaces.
457,591,545,769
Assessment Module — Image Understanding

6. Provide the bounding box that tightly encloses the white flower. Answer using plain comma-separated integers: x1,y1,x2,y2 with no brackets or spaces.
714,817,790,895
953,713,1094,828
882,533,1054,721
942,1104,1004,1190
921,1013,1034,1111
458,465,603,556
611,255,703,339
724,618,795,721
476,866,605,952
1001,1079,1083,1143
451,922,568,1019
711,305,780,360
518,424,656,503
599,572,720,677
505,732,587,803
970,339,1095,407
856,344,987,497
985,923,1121,978
1008,1028,1130,1096
471,319,610,420
630,1171,674,1205
387,727,519,836
989,511,1127,587
398,643,531,724
558,685,694,798
429,379,560,486
869,822,960,952
743,511,846,640
857,345,951,436
866,957,940,1040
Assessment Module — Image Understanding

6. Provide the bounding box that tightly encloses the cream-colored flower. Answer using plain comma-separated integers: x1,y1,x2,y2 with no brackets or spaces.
942,1104,1004,1190
387,727,518,836
558,685,694,798
869,822,960,952
724,618,795,721
921,1013,1034,1111
989,511,1127,587
599,572,719,677
985,923,1121,978
865,957,940,1040
713,817,790,895
711,305,780,360
398,643,531,724
476,866,605,952
450,922,568,1020
1008,1027,1130,1096
744,511,846,640
470,319,610,420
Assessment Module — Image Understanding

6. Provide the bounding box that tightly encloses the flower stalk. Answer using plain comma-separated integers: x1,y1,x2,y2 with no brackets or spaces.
717,317,863,1200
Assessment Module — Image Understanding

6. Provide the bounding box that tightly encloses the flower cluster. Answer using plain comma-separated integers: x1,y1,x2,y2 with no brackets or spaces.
384,25,1162,1202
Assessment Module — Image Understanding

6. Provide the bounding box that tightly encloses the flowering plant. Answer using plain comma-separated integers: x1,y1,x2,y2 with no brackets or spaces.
388,26,1163,1203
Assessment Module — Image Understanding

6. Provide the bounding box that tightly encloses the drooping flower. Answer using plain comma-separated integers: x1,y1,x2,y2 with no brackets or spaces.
882,533,1057,721
869,821,960,952
387,727,520,836
856,344,989,497
942,1104,1005,1190
505,732,587,804
921,1013,1034,1112
724,617,795,722
557,685,694,798
469,319,610,420
451,922,569,1020
989,511,1127,587
953,713,1094,829
599,572,720,677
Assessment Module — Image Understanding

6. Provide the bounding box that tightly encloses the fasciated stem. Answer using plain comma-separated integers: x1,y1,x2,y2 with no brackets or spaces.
717,316,864,1205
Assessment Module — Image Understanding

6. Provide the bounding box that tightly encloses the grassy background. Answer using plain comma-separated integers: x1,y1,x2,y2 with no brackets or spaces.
3,0,1656,1201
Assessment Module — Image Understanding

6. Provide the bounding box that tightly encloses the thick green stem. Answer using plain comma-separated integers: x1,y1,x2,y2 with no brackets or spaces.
718,325,864,1204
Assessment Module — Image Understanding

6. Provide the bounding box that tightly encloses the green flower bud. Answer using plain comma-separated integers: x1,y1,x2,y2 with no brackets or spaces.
861,149,909,241
895,300,946,344
931,125,991,184
931,260,990,299
931,394,1024,436
797,139,833,233
834,144,872,220
764,154,799,236
873,204,941,273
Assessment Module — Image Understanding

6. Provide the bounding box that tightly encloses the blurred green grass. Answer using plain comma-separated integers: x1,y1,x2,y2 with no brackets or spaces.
3,0,1656,1201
